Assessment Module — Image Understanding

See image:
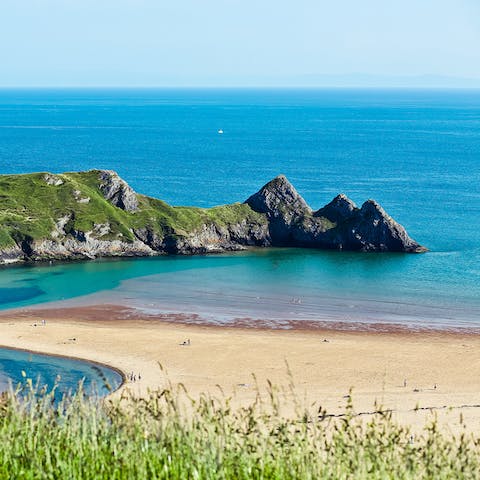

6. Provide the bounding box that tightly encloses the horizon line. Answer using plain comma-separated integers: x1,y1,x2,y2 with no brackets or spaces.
1,85,480,90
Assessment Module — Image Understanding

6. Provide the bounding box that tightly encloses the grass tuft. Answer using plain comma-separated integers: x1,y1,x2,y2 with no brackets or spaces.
0,378,479,479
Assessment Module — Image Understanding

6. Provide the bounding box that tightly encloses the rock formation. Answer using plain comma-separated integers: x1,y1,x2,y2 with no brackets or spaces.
98,170,139,212
245,176,425,253
0,170,426,265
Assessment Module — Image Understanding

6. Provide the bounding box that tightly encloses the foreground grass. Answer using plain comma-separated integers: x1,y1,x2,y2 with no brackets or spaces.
0,379,479,479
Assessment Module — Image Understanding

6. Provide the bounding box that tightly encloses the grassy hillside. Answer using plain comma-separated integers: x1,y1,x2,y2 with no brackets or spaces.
0,169,423,257
0,170,267,251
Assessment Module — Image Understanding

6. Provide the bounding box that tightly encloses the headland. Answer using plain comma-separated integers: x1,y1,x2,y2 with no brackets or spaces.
0,169,425,265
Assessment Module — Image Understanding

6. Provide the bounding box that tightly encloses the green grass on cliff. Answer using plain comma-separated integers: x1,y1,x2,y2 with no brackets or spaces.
1,380,479,479
0,171,267,250
131,194,267,239
0,172,135,247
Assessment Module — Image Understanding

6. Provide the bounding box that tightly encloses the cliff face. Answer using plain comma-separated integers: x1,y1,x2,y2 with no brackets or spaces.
0,170,425,264
98,170,139,213
245,175,311,245
245,176,425,253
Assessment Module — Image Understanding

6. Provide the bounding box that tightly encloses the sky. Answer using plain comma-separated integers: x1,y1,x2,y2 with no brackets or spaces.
0,0,479,87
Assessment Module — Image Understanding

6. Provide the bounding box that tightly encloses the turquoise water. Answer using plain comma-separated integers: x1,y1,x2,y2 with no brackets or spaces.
0,346,122,399
0,88,479,330
0,250,478,330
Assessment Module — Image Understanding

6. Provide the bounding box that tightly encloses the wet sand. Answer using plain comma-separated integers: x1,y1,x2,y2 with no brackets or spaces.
1,304,480,433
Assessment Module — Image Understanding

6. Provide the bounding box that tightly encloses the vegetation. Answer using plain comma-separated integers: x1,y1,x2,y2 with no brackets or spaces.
1,377,479,479
0,170,268,251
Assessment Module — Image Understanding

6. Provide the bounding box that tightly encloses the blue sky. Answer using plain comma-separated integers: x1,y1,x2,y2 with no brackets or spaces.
1,0,479,87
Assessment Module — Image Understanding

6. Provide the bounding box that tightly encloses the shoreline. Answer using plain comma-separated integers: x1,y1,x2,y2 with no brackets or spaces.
0,342,126,394
7,302,480,336
2,303,480,432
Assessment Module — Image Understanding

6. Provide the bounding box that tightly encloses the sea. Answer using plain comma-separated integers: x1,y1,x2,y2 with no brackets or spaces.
0,88,479,332
0,346,122,401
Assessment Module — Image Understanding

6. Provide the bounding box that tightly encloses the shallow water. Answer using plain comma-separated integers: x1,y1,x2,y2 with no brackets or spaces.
0,249,478,331
0,88,479,330
0,346,122,399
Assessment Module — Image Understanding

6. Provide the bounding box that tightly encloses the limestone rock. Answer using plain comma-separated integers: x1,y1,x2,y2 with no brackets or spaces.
73,189,90,204
0,245,24,264
245,175,311,244
30,236,154,261
51,214,72,239
347,200,426,253
133,227,165,250
148,221,271,255
246,175,311,222
314,194,358,223
246,175,425,252
43,174,64,186
97,170,139,212
93,223,111,238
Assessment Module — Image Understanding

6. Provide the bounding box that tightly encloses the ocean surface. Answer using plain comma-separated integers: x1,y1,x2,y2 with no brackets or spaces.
0,88,479,331
0,346,122,399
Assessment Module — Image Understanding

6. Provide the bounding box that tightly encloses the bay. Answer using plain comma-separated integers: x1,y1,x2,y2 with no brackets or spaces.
0,88,478,330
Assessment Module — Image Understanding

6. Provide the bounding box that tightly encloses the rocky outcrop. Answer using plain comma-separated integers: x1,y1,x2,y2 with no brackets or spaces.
0,170,426,265
166,221,271,254
0,245,25,264
31,236,154,260
319,199,426,252
11,227,154,262
245,175,311,245
73,189,90,204
43,173,64,186
246,176,426,253
350,200,411,251
134,219,270,255
246,175,311,220
315,194,357,223
98,170,139,212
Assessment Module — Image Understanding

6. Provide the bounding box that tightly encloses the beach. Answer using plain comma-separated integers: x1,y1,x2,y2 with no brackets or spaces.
1,304,480,433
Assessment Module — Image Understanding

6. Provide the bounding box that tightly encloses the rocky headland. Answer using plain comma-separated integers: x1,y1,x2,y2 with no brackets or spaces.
0,170,426,265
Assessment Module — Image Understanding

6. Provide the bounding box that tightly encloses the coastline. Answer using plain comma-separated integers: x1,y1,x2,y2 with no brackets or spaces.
10,301,480,335
2,303,480,432
0,343,126,393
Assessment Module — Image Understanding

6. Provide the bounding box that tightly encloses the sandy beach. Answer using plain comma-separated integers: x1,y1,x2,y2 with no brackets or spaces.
1,304,480,433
